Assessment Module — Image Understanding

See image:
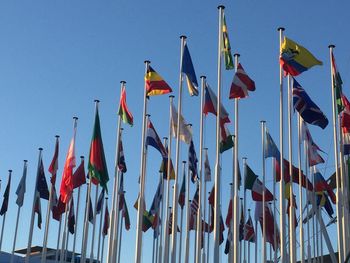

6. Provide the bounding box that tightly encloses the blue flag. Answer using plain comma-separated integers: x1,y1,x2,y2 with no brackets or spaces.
37,158,50,200
264,129,280,161
149,179,163,216
293,78,328,129
182,43,198,96
189,140,198,183
146,120,167,158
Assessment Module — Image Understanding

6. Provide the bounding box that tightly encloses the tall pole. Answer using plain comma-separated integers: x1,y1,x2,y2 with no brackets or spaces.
158,165,165,263
71,156,84,263
298,115,305,263
117,211,124,263
97,191,105,261
170,35,186,263
248,209,251,263
328,44,344,263
80,180,92,263
25,148,43,263
108,81,125,263
202,148,208,263
135,61,150,263
60,201,70,263
0,169,11,250
206,192,210,263
242,159,247,263
184,164,191,263
261,121,267,263
100,197,108,263
163,95,174,263
11,161,27,263
278,26,286,263
89,184,100,263
195,75,206,263
214,6,224,261
179,161,186,263
303,129,311,263
255,220,258,263
55,216,62,262
233,52,241,263
272,158,277,263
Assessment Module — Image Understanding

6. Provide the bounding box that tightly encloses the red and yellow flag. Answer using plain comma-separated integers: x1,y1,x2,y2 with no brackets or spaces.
145,66,172,96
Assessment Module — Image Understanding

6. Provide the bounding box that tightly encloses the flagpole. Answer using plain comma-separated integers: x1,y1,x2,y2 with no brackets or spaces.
260,121,267,263
163,95,174,263
97,191,105,261
60,200,70,263
194,218,198,263
328,44,344,263
272,157,277,263
202,148,208,263
297,115,305,263
277,26,286,263
303,128,311,263
242,158,247,263
64,217,70,262
158,159,166,263
0,169,11,250
11,162,26,263
55,216,62,262
41,135,60,263
214,6,224,261
71,156,84,263
233,52,241,263
248,209,251,263
80,180,92,263
101,196,108,263
206,192,210,263
239,197,243,263
25,148,43,263
152,231,156,263
170,35,186,263
195,75,206,263
89,184,100,262
108,81,125,263
179,161,186,263
311,168,316,261
184,164,191,263
135,61,150,263
255,220,258,263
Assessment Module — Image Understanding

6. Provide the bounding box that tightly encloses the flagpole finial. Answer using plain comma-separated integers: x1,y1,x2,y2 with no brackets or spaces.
24,160,28,163
163,137,168,140
204,147,208,150
169,95,175,99
328,44,335,49
55,135,60,138
182,160,186,164
8,169,12,173
39,147,43,151
144,60,150,64
187,123,192,127
121,127,124,131
180,35,187,40
229,182,233,185
120,80,126,84
277,27,285,32
242,157,247,161
80,156,84,160
260,120,266,123
200,75,206,79
234,53,240,57
217,5,225,10
73,116,78,120
146,114,151,117
240,197,243,201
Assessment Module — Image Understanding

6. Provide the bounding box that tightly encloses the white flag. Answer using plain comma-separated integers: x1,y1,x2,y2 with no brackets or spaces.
171,102,192,144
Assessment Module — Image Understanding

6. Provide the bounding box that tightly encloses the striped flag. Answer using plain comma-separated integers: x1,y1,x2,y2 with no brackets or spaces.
203,83,230,124
229,63,255,99
48,137,59,185
182,43,199,96
145,66,172,96
118,86,134,126
188,140,198,183
146,120,167,158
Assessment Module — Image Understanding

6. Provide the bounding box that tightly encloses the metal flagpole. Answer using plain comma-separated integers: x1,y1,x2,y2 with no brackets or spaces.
97,191,105,261
272,158,277,263
194,218,197,263
239,197,243,263
311,168,316,262
298,115,305,263
0,170,11,250
329,44,344,263
64,223,70,262
55,216,62,262
206,193,210,263
214,5,224,261
101,196,108,263
115,202,122,263
242,158,247,263
202,148,208,263
155,232,159,263
303,128,311,263
59,201,70,263
261,121,267,263
163,95,174,263
195,75,206,263
89,185,100,263
277,26,286,263
25,148,43,263
316,211,337,263
233,52,241,263
287,75,296,263
135,61,150,263
42,135,61,263
108,81,125,263
170,35,186,263
179,161,186,263
255,220,258,263
184,165,191,263
71,156,84,263
11,161,26,263
152,232,156,263
248,209,251,263
158,164,166,263
80,180,92,263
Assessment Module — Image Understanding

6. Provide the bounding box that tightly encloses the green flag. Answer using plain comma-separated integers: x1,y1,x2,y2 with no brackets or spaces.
222,13,234,70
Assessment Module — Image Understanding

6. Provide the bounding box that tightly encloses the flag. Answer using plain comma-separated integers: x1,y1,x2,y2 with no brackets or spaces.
122,199,131,231
60,122,77,204
0,173,11,215
88,197,94,223
280,37,322,76
96,189,105,215
286,193,298,227
37,158,50,200
208,185,215,207
203,83,230,124
178,167,186,209
72,158,86,189
225,199,232,228
204,150,211,182
171,102,192,144
88,106,109,192
244,215,256,243
220,123,234,153
145,66,172,96
34,194,42,229
229,63,256,99
302,122,325,166
245,164,274,202
16,163,27,207
146,120,167,158
48,137,59,185
331,51,344,114
316,192,334,218
221,13,234,70
264,129,280,160
118,86,134,126
52,196,65,221
239,205,245,241
224,227,232,255
50,186,58,209
182,43,198,96
341,94,350,134
191,187,199,217
188,140,198,183
292,78,328,129
117,139,127,173
314,168,336,204
103,204,110,236
68,199,75,234
344,132,350,155
149,180,163,216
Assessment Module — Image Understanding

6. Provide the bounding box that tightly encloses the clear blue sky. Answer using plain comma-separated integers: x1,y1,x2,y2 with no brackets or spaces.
0,0,349,262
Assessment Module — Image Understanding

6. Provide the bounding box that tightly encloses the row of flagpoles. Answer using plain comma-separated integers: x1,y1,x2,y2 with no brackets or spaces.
0,4,349,263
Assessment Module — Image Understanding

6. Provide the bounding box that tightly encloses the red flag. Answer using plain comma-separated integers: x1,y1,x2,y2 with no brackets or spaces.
48,136,59,185
72,157,86,189
229,63,256,99
59,122,77,203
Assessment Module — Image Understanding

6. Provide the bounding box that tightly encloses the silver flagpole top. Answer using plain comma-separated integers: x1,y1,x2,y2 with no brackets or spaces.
200,75,206,79
144,60,150,64
55,135,60,138
182,161,186,164
277,27,285,31
217,5,225,10
260,120,266,123
24,160,28,163
80,156,84,160
8,169,12,173
39,147,43,151
234,53,240,57
328,44,335,49
169,95,175,98
180,35,187,40
94,99,100,103
120,80,126,84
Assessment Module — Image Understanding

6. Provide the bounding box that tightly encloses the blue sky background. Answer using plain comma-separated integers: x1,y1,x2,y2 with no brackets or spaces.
0,0,349,262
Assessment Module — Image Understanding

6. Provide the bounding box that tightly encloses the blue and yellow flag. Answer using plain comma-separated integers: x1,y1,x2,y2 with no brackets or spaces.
280,37,322,76
182,43,199,96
